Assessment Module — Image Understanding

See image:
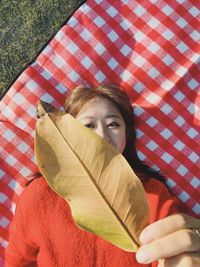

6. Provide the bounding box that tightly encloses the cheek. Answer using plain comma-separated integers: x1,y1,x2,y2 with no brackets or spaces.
116,130,126,153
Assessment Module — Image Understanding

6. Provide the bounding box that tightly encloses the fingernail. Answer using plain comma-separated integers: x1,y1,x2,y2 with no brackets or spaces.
136,249,151,264
139,230,154,244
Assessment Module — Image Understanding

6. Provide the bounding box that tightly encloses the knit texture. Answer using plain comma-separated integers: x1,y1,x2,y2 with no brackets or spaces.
5,177,184,267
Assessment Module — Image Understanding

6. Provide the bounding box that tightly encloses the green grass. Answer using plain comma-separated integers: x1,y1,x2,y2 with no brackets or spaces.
0,0,84,98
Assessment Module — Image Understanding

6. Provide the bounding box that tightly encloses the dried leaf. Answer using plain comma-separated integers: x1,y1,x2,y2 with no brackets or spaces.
35,101,150,252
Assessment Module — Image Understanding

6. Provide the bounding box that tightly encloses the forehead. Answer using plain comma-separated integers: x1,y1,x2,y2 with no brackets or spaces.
77,97,122,117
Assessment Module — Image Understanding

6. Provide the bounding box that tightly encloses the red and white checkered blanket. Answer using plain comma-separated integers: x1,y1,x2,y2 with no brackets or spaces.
0,0,199,264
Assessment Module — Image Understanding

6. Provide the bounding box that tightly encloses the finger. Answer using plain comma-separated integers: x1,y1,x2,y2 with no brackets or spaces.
139,213,200,244
158,252,200,267
136,229,200,264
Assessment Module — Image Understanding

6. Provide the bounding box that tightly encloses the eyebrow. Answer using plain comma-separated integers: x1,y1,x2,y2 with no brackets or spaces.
79,115,121,120
106,115,121,119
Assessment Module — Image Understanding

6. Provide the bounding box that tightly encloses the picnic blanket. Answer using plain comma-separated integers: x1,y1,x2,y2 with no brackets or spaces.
0,0,200,265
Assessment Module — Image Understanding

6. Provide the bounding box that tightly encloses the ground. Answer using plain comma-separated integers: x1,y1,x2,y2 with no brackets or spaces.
0,0,84,98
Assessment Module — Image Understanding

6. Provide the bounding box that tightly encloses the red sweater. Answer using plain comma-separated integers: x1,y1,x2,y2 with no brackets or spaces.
5,177,182,267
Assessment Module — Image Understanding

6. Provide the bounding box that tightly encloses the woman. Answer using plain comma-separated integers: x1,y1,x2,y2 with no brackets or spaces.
5,84,200,267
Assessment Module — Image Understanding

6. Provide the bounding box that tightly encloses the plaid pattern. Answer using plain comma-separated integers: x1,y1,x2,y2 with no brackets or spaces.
0,0,200,264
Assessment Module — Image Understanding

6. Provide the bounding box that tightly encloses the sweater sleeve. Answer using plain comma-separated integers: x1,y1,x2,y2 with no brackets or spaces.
5,180,40,267
143,178,189,267
143,178,190,223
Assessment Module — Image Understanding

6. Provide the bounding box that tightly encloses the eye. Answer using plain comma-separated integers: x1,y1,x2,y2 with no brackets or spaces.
107,122,120,128
84,123,95,129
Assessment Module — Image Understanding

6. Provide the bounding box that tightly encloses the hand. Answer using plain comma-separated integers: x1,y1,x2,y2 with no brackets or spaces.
135,213,200,267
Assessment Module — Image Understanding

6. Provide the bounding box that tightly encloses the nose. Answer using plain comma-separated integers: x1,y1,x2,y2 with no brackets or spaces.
95,125,111,143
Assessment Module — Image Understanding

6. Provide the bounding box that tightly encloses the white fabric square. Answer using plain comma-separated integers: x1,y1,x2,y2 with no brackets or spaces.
189,6,199,17
146,117,158,127
174,116,185,127
42,45,53,56
16,118,28,130
160,129,172,139
0,169,5,179
26,80,38,92
94,43,106,55
13,93,25,105
192,204,200,215
19,167,32,177
120,44,131,56
17,142,29,153
106,6,118,17
134,5,146,16
162,80,174,91
148,42,160,53
162,4,174,16
177,165,188,176
80,29,92,41
176,41,188,53
56,83,68,94
0,217,9,228
136,129,144,138
67,42,79,53
27,106,36,117
148,67,160,78
179,191,190,202
0,193,7,204
148,17,160,29
68,70,80,82
147,140,158,151
95,71,106,82
67,17,78,27
134,55,146,67
1,240,9,249
176,18,187,28
68,17,78,27
161,103,173,115
187,103,198,115
120,70,132,81
55,30,65,41
54,55,66,68
187,128,198,138
162,152,173,163
166,178,176,188
162,54,174,66
108,30,119,42
191,177,200,188
41,70,52,80
135,30,146,42
5,155,17,165
190,30,199,41
146,92,161,104
108,58,118,70
94,16,105,27
176,0,185,4
120,19,131,30
8,180,20,191
175,66,187,76
3,130,16,142
189,152,199,163
162,29,174,40
137,151,146,161
82,56,93,68
174,140,185,151
188,79,198,90
134,106,145,116
134,82,145,93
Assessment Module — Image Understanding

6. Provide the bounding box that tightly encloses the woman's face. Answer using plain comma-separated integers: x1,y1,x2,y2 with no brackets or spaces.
76,98,126,153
